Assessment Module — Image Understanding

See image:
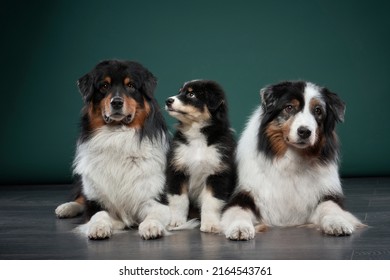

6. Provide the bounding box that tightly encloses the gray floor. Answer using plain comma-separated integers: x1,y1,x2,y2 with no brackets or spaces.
0,177,389,260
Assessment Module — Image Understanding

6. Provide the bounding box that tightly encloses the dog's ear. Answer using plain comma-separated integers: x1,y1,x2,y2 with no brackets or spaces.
205,81,226,112
205,82,228,124
260,85,275,112
141,70,157,100
208,94,225,112
322,87,345,134
322,87,346,123
77,73,93,103
208,94,227,124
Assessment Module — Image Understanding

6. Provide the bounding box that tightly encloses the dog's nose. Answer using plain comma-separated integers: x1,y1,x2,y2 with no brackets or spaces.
166,98,175,106
297,126,312,139
111,97,124,109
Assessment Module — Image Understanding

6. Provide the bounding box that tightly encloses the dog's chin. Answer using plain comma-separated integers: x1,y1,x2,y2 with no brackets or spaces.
103,113,134,124
290,142,311,149
166,107,187,117
285,138,312,149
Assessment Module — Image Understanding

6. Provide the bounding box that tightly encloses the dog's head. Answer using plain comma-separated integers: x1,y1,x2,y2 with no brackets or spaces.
165,80,227,125
77,60,157,129
259,81,345,162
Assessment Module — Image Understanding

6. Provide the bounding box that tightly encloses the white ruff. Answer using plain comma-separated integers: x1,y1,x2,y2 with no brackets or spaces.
73,126,169,227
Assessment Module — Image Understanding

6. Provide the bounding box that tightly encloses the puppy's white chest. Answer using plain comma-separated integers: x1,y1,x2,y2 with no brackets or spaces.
175,136,221,174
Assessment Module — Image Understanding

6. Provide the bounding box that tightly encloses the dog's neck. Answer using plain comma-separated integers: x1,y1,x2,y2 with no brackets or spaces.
177,120,210,134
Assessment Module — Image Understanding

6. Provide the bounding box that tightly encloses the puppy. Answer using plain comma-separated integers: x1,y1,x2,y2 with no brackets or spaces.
165,80,237,233
55,60,170,240
221,81,364,240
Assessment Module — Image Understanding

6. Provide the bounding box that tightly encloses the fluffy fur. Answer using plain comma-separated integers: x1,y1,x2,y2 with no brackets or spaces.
221,81,364,240
55,60,171,240
165,80,237,233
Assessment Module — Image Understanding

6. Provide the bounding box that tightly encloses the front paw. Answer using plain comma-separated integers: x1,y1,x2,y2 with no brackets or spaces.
224,222,255,241
200,222,221,234
321,216,354,236
55,202,83,218
139,219,165,240
87,221,113,240
169,217,187,229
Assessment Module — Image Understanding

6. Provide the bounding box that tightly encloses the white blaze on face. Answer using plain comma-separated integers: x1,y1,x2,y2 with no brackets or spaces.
288,83,323,148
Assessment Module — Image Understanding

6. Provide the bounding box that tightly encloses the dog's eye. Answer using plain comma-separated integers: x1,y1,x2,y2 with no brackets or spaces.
187,92,196,98
100,82,110,91
285,104,294,113
127,82,135,89
314,106,322,116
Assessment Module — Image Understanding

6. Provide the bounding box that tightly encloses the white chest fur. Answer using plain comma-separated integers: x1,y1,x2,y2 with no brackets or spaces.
74,126,168,225
173,125,223,201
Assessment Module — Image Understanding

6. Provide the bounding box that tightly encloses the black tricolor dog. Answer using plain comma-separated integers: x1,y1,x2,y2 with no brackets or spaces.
55,60,171,240
165,80,237,233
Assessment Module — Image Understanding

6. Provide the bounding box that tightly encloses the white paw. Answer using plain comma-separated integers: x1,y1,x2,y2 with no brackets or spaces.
200,222,221,233
139,219,165,240
169,217,187,228
224,222,255,241
87,221,113,240
321,215,354,236
55,202,84,218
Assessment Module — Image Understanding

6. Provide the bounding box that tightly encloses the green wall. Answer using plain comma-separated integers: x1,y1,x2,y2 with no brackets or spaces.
2,0,390,184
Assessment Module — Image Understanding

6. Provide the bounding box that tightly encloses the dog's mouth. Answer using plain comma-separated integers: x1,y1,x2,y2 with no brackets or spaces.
165,105,187,115
293,141,310,148
285,137,311,149
103,113,134,124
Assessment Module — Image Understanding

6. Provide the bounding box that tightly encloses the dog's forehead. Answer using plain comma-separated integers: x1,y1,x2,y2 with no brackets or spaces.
272,81,305,96
304,83,325,106
181,86,193,92
94,62,139,82
181,79,203,90
180,84,194,93
97,69,135,85
183,79,201,86
304,83,322,99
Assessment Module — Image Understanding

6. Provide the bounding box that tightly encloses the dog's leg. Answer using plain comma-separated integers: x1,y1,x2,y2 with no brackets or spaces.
138,199,170,240
55,195,85,218
78,211,125,240
199,188,224,233
310,200,364,236
168,193,189,228
221,206,257,240
55,179,85,218
221,191,259,240
55,202,84,218
166,169,189,228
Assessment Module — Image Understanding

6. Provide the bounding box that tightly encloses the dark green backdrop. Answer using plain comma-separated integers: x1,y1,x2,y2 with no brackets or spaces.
2,0,390,184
